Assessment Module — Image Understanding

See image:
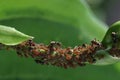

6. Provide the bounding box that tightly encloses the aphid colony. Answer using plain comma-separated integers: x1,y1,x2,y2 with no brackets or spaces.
12,39,102,68
0,32,119,68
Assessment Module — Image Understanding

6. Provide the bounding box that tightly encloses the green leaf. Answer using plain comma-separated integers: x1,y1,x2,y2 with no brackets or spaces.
95,21,120,66
0,25,33,45
107,21,120,76
0,0,107,45
0,0,115,80
94,50,120,65
102,21,120,48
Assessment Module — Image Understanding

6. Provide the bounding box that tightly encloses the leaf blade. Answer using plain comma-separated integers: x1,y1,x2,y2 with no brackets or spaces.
102,21,120,48
0,25,33,45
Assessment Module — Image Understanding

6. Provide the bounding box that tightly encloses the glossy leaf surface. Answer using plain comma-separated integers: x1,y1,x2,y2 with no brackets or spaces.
0,25,33,45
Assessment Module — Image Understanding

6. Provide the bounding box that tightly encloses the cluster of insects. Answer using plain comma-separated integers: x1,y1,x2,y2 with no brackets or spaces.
109,32,120,57
11,39,103,68
0,31,119,68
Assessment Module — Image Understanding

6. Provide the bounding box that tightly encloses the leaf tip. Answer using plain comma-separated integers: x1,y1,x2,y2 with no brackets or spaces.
111,21,120,27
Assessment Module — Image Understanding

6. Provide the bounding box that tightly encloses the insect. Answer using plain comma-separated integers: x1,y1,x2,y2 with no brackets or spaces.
48,41,61,54
111,32,119,43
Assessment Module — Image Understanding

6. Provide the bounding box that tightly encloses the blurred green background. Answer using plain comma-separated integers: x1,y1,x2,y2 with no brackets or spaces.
0,0,120,80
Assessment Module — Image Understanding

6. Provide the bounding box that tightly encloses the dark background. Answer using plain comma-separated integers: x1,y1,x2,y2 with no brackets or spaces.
87,0,120,25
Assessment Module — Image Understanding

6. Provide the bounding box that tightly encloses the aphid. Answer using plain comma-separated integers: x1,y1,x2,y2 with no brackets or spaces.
32,50,40,56
111,32,116,37
28,47,34,52
82,44,87,47
35,59,45,64
25,39,35,46
66,47,72,54
49,41,61,48
65,54,72,60
91,40,101,46
23,53,29,57
111,32,119,43
48,41,61,54
16,51,23,57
